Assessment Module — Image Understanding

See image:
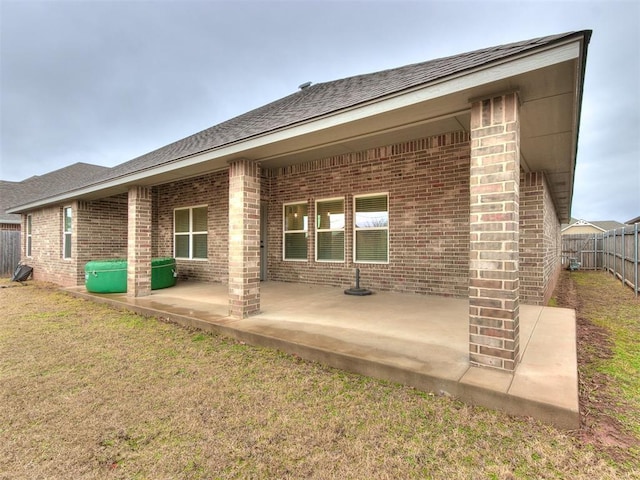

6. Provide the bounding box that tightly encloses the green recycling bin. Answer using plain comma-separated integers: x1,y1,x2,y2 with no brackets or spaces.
85,259,127,293
85,257,177,293
151,257,177,290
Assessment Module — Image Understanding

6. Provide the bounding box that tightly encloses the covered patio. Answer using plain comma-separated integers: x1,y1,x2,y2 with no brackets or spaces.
66,281,579,429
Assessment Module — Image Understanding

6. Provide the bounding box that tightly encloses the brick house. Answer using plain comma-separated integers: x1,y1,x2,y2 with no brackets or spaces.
8,31,591,371
1,163,108,276
561,218,625,235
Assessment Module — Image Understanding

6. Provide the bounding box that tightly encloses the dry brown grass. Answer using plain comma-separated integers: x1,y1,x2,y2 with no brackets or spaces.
0,279,635,479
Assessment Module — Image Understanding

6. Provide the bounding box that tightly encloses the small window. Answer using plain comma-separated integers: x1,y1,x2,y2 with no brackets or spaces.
174,206,208,259
63,207,72,259
283,202,308,260
26,214,32,257
316,198,345,262
354,194,388,263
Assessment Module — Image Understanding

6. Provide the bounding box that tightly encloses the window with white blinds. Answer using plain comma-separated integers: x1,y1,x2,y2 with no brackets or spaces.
283,202,308,260
316,198,345,262
174,206,208,259
26,214,32,257
63,207,72,259
354,194,388,263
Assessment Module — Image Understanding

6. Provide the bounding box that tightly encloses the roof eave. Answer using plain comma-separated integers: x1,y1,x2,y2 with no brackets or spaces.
9,32,589,214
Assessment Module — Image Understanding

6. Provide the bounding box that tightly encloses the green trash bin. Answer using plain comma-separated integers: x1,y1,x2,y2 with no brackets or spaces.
85,257,177,293
151,257,177,290
85,259,127,293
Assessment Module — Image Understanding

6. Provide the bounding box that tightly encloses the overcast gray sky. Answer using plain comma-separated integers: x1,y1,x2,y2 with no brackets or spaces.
1,0,638,222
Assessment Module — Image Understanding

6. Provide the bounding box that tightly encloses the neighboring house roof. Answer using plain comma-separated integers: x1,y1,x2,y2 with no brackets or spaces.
8,30,591,223
626,215,640,224
2,163,109,217
561,218,625,233
0,181,22,224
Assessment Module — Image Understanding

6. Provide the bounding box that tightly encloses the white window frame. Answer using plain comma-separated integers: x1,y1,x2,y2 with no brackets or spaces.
63,206,72,259
353,193,389,264
283,201,308,261
315,196,345,263
174,205,208,260
26,214,32,257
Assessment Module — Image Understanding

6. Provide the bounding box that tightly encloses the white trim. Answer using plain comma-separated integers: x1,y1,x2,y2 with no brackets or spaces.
26,214,32,257
315,196,346,263
7,40,584,213
282,201,309,261
353,192,389,264
561,219,606,233
173,205,208,260
62,206,72,259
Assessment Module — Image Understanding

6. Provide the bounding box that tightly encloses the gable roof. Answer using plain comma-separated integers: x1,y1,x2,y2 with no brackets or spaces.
561,218,625,232
0,181,22,224
101,31,579,183
8,30,591,219
2,163,109,219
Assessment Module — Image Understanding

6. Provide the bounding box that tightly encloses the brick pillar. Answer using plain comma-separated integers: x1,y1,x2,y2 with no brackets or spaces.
469,92,520,371
228,159,261,318
127,185,152,297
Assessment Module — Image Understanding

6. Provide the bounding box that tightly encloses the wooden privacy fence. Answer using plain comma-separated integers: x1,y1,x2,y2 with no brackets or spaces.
561,224,640,297
0,230,21,276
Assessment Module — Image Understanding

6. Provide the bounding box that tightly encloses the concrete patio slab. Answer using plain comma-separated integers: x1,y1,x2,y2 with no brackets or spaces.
66,280,579,429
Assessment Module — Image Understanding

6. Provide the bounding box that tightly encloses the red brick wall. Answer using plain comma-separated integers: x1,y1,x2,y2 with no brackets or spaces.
228,159,261,317
265,132,471,297
520,172,544,304
21,133,560,302
23,195,128,286
77,195,129,275
21,205,70,285
154,171,229,282
520,172,561,305
542,174,561,304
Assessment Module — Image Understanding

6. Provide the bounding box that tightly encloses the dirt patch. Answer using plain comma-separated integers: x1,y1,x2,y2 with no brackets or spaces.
553,271,639,462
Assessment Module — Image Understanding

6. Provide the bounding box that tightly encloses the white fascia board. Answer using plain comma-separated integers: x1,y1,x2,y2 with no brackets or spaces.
10,40,581,213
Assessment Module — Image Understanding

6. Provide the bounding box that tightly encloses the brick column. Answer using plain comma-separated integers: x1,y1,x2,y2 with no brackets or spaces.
469,92,520,371
127,185,152,297
228,159,261,318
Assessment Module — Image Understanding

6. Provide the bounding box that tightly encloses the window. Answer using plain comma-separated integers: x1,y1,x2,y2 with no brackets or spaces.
283,202,308,260
63,207,72,259
174,206,208,259
354,193,388,263
316,198,345,262
26,214,32,257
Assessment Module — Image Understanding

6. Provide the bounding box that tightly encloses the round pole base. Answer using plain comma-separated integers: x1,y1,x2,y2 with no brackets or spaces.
344,287,372,296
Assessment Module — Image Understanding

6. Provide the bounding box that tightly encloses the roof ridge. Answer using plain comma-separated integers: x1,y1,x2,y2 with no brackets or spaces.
11,30,592,210
310,31,582,88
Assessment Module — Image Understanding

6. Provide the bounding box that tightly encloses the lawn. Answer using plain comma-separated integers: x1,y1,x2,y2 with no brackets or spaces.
0,273,638,479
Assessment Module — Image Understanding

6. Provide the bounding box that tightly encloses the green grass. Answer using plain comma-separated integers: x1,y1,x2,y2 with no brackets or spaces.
572,272,640,438
0,278,638,479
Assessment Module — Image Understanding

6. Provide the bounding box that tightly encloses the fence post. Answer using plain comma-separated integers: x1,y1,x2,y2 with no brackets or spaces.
614,228,617,280
621,227,625,288
605,231,609,271
635,223,639,298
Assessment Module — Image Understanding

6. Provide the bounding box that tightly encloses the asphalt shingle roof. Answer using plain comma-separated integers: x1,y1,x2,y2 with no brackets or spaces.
2,163,109,216
9,31,588,210
562,218,626,231
101,32,578,183
0,181,22,224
